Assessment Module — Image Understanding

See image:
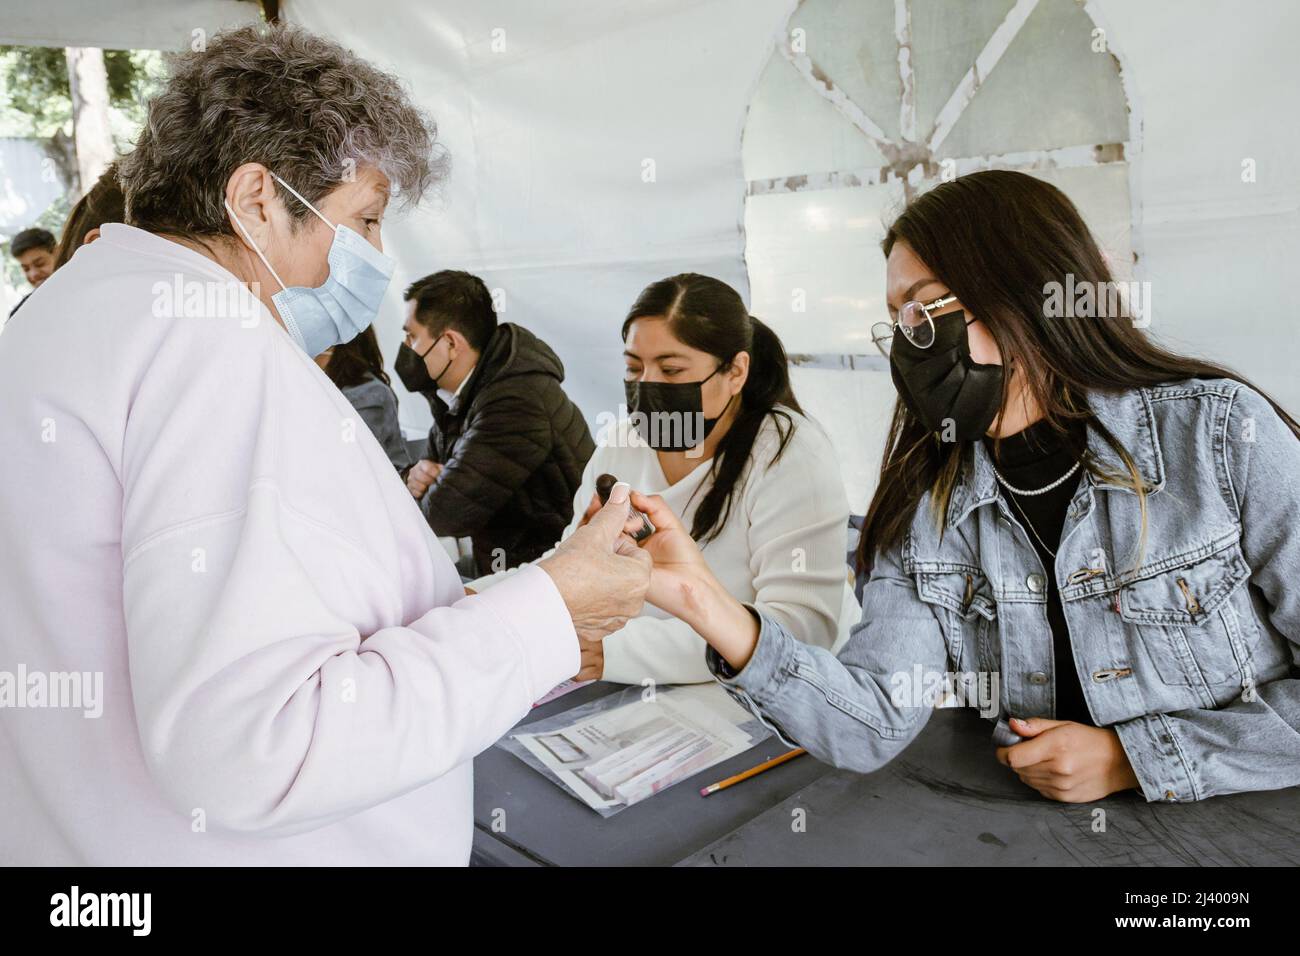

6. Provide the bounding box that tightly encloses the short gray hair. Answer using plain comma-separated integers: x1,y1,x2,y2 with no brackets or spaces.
119,22,445,236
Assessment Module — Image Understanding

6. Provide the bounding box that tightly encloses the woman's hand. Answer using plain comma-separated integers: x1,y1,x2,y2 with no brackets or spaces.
629,491,759,671
576,491,602,528
574,636,604,681
627,492,712,615
995,717,1141,802
537,484,652,644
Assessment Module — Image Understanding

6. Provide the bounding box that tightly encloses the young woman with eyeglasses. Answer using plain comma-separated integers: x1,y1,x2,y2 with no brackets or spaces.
627,169,1300,804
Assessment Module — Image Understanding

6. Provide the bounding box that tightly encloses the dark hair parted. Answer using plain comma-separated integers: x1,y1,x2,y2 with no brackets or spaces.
622,273,803,546
53,162,126,270
118,22,444,239
403,270,498,352
11,228,55,259
322,326,391,391
858,169,1300,574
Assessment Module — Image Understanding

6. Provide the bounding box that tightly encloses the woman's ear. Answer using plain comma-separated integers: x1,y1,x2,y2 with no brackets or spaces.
225,162,280,247
728,351,750,394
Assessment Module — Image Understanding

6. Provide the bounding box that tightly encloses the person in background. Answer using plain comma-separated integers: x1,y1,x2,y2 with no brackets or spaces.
51,162,127,270
396,270,594,576
6,227,56,319
470,274,860,686
316,326,412,473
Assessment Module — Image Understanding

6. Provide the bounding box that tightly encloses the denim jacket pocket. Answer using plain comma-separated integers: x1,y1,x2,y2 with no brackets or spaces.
1117,540,1251,688
912,567,997,673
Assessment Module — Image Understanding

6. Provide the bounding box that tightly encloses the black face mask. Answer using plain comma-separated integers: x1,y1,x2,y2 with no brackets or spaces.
395,337,451,394
889,310,1004,441
624,364,735,451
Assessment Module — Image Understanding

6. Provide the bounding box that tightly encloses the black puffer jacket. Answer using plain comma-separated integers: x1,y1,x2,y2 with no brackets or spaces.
417,323,594,576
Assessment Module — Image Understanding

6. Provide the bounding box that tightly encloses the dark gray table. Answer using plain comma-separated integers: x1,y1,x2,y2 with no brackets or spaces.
680,708,1300,866
475,688,1300,867
471,681,834,866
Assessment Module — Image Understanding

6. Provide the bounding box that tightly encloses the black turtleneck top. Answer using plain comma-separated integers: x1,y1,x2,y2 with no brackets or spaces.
984,418,1092,725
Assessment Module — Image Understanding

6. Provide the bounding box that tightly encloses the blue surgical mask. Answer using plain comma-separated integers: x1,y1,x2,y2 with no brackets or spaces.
225,172,396,357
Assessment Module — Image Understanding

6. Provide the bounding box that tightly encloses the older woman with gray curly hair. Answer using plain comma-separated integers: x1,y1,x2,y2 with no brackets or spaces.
0,23,649,866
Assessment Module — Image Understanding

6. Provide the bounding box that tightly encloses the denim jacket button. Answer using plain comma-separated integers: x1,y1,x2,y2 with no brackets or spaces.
1026,573,1045,593
1028,671,1049,685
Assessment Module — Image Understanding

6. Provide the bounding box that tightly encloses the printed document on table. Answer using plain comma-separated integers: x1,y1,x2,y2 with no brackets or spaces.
510,684,760,812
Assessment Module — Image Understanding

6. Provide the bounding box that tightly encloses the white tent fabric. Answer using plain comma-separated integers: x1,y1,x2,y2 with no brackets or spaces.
8,0,1294,510
0,0,260,51
281,0,794,449
279,0,1300,512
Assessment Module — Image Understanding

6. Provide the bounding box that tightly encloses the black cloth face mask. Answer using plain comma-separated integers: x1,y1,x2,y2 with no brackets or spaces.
889,310,1004,441
395,337,450,394
624,364,735,451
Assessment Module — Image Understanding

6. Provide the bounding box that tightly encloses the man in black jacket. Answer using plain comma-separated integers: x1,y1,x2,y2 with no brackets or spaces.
395,271,594,576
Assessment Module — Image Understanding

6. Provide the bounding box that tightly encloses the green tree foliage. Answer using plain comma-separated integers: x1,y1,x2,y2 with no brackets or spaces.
0,45,165,144
0,45,163,290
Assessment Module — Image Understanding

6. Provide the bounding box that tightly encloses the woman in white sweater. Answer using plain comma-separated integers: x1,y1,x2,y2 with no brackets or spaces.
472,274,859,685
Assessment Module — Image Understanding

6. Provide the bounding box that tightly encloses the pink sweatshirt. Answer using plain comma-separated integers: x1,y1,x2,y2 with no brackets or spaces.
0,224,579,865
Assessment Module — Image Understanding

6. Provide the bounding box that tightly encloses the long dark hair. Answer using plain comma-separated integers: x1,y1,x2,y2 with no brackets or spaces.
53,161,126,270
322,326,392,390
622,273,803,545
858,169,1300,573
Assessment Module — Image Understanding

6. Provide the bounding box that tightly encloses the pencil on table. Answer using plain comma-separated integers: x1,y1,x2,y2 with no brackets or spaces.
699,748,806,796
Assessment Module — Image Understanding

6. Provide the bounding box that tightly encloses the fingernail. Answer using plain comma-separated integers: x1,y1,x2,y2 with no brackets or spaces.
610,481,630,503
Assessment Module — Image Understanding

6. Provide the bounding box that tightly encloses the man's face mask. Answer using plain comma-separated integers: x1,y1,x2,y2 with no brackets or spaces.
225,172,396,357
889,309,1004,441
624,364,735,451
394,335,451,395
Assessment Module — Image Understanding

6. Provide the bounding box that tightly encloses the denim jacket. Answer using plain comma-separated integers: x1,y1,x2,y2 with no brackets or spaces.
708,379,1300,802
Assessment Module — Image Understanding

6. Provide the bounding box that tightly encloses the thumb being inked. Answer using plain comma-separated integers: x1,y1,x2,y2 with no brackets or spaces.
587,480,637,545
